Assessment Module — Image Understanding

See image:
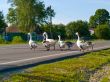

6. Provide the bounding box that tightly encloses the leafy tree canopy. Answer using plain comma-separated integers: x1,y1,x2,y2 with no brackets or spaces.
66,20,90,39
0,11,7,34
42,24,66,39
95,24,110,39
7,8,17,25
89,9,110,28
8,0,55,33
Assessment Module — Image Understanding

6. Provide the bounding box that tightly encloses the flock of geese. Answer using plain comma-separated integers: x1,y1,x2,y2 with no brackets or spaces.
28,32,94,52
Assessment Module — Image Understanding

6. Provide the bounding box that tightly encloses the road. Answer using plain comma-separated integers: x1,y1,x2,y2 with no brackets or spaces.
0,40,110,72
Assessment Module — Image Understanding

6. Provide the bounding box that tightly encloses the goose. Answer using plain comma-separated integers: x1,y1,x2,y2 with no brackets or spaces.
58,35,65,50
58,35,75,50
65,41,75,50
42,32,57,50
42,34,51,51
28,33,37,50
75,32,93,51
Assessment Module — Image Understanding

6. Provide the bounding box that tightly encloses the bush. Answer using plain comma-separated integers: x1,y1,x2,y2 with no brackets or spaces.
6,32,28,41
12,36,25,44
0,35,4,44
95,24,110,39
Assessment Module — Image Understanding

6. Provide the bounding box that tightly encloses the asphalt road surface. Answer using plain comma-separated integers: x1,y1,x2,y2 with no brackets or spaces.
0,40,110,72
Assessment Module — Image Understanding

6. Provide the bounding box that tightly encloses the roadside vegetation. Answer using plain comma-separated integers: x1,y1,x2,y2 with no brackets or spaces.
1,3,110,44
1,49,110,82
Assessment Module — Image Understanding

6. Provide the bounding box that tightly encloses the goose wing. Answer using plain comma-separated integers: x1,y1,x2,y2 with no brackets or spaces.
30,41,37,48
58,41,65,47
65,42,74,47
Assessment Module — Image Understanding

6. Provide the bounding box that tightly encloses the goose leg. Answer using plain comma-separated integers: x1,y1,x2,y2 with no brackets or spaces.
82,49,84,52
47,48,50,51
54,45,55,50
47,45,50,51
91,45,93,51
34,48,35,51
80,49,84,52
30,47,32,50
60,47,63,51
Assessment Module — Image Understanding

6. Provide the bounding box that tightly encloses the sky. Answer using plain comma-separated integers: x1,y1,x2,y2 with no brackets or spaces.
0,0,110,25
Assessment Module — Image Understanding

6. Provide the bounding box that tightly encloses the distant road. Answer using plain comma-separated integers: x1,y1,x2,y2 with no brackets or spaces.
0,40,110,72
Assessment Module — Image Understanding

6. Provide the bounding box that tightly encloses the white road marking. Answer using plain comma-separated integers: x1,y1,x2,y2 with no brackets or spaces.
0,46,109,65
0,51,79,65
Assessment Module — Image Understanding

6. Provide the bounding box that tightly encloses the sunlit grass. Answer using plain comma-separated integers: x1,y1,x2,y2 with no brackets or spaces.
100,66,110,82
2,49,110,82
101,77,110,82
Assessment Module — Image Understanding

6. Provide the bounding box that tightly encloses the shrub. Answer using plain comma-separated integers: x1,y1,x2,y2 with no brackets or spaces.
95,24,110,39
6,32,28,41
0,37,4,44
0,35,4,44
12,36,25,44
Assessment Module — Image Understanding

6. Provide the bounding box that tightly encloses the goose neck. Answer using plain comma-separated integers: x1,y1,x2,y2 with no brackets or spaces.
45,34,48,40
29,34,32,41
58,36,61,41
77,34,80,41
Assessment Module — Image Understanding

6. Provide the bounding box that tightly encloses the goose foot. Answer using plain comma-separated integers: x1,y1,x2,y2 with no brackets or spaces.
46,47,50,51
54,46,55,50
60,48,63,51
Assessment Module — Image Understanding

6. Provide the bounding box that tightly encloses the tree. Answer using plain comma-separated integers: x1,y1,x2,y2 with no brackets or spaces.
0,11,7,34
8,0,55,33
42,24,66,39
7,8,17,25
89,9,110,28
89,15,97,28
45,6,55,23
95,24,110,39
66,20,90,39
52,24,66,39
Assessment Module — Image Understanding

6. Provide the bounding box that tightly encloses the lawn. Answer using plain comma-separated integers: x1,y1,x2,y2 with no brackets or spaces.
1,49,110,82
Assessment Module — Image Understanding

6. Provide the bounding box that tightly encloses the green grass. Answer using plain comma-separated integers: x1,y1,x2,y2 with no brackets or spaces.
101,77,110,82
2,49,110,82
100,67,110,82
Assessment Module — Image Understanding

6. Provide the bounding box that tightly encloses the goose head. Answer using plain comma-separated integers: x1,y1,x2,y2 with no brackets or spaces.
58,35,60,38
43,32,48,39
43,32,47,40
28,33,31,35
43,32,47,36
28,33,32,41
58,35,61,41
75,32,79,36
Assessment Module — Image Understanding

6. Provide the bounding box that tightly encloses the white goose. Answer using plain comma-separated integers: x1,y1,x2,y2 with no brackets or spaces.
28,33,37,50
76,32,93,51
42,32,56,50
58,35,75,50
58,35,65,50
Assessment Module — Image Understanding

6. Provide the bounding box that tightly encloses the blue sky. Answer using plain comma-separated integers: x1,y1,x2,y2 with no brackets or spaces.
0,0,110,24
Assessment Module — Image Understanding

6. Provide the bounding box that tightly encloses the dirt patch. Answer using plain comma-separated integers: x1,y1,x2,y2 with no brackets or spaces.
89,64,110,82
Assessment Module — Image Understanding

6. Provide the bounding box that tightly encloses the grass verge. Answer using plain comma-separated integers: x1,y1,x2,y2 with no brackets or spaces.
2,49,110,82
